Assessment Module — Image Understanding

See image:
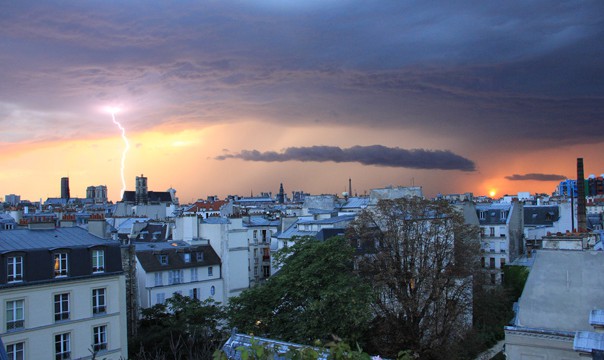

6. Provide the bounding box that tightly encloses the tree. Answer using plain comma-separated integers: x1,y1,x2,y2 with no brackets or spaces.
131,293,227,360
227,236,373,346
347,197,480,358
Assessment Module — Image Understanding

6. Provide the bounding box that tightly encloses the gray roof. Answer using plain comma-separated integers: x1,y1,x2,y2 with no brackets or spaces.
298,214,356,225
514,250,604,332
591,310,604,327
0,227,116,253
244,217,279,227
221,333,328,360
476,204,511,225
202,217,230,224
136,242,221,272
341,197,369,209
523,205,559,226
574,331,604,352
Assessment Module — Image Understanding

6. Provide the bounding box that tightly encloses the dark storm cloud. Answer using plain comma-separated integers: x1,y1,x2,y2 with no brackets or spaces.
505,173,567,181
216,145,476,171
1,1,604,148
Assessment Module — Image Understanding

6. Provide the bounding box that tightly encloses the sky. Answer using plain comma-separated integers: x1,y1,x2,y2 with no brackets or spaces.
1,1,604,203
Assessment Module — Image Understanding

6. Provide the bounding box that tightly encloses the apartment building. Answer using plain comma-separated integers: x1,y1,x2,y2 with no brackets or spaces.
0,227,128,359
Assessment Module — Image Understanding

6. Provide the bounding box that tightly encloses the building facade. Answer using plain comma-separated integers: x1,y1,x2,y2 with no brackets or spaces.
0,227,128,359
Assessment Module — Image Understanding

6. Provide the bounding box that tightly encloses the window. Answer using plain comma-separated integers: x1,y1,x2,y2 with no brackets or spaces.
489,227,495,237
158,254,168,265
6,300,24,330
263,265,270,278
7,256,23,283
489,257,495,269
7,342,24,360
480,257,485,268
156,293,165,305
500,211,507,220
191,268,198,281
92,250,105,273
54,253,68,277
55,332,70,360
189,288,199,300
208,266,213,277
479,211,485,220
92,325,107,352
92,288,106,315
154,272,163,286
210,286,215,296
54,293,70,321
196,252,204,262
183,253,191,263
168,270,183,285
253,248,257,257
490,273,496,285
500,258,506,267
254,266,258,276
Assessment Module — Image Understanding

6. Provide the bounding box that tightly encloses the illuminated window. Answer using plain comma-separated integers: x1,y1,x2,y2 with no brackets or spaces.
54,253,68,277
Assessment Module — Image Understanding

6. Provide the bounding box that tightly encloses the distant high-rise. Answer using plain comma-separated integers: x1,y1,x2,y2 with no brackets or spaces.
277,183,285,204
61,177,70,200
135,174,148,204
577,158,587,232
4,194,20,206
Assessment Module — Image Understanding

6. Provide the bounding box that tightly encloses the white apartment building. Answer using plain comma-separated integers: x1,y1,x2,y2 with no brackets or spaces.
476,202,524,284
135,241,224,309
0,227,128,359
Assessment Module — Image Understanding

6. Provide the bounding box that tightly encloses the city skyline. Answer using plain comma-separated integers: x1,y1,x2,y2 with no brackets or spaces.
2,1,604,202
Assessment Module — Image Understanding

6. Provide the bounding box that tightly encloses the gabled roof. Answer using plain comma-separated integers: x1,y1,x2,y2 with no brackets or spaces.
185,200,228,212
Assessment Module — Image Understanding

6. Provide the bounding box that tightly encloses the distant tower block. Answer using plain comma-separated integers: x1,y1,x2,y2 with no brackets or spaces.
277,183,285,204
577,158,587,232
61,177,70,200
135,174,149,204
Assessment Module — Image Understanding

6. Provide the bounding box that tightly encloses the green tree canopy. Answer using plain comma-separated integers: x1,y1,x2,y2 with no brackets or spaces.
227,236,373,346
131,294,227,360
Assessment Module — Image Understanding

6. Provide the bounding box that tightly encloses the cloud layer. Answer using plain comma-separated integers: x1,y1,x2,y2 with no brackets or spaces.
216,145,475,171
505,173,567,181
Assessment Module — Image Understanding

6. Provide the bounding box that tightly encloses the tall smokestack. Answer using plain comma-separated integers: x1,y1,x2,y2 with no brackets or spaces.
577,158,587,232
349,178,352,196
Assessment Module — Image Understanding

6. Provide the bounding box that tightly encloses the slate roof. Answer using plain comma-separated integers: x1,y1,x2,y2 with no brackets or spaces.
341,196,369,210
524,205,559,226
121,191,173,203
298,214,356,225
476,204,511,225
135,241,221,272
0,227,116,252
136,222,170,242
243,217,279,227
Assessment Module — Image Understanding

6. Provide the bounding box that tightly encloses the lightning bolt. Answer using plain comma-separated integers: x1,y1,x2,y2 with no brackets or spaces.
111,112,130,198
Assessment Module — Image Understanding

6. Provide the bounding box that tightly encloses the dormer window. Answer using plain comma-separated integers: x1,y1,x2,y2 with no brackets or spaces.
183,253,191,263
159,254,168,265
500,211,507,220
92,249,105,273
54,253,68,277
196,252,204,262
479,211,485,220
7,255,23,283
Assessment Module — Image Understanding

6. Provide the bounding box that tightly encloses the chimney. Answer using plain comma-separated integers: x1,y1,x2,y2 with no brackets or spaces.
349,178,352,196
577,158,587,232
